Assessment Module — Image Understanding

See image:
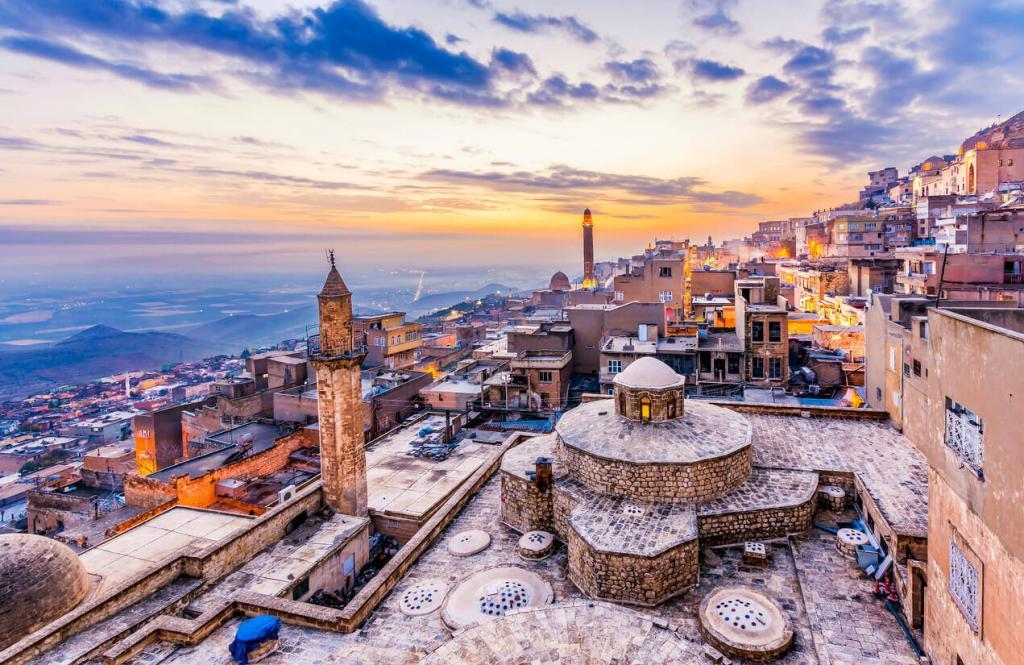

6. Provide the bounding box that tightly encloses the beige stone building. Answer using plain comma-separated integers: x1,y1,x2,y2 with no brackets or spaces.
735,277,789,386
900,308,1024,665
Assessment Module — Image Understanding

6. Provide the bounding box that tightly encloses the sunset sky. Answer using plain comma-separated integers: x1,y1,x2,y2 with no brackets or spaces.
1,0,1023,282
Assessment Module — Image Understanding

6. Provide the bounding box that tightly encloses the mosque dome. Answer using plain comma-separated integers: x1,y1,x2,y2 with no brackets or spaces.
613,357,685,390
548,271,571,291
0,534,89,649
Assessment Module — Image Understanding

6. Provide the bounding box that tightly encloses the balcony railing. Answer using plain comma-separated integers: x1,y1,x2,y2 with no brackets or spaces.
1004,272,1024,284
306,334,366,361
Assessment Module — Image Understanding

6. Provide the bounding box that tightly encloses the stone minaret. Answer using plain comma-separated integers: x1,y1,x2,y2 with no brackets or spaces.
311,253,368,516
582,208,596,288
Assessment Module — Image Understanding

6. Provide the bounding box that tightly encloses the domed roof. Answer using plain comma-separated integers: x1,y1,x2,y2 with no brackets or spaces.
613,357,685,389
0,534,89,649
548,271,571,291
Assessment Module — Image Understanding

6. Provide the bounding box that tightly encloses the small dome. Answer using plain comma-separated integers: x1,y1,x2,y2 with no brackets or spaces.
548,271,571,291
613,357,685,389
0,534,89,649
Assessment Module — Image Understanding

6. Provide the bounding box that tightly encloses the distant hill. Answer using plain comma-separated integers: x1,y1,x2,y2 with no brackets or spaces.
0,325,227,401
406,283,514,316
186,304,317,347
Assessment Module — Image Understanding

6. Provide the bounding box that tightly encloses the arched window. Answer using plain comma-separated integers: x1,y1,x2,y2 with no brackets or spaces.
667,399,676,419
618,391,626,415
640,396,651,421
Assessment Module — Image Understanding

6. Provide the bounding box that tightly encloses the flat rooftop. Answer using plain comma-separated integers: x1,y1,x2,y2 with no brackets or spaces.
79,507,252,594
364,415,493,521
150,422,290,481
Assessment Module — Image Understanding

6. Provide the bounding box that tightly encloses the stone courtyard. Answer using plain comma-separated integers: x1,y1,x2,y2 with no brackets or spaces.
123,469,922,665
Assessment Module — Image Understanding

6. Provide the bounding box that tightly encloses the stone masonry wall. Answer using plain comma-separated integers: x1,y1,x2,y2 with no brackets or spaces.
500,471,553,534
562,522,699,606
696,497,817,547
557,437,751,502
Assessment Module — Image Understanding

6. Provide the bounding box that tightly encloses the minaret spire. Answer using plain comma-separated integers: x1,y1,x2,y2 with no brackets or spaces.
310,257,367,516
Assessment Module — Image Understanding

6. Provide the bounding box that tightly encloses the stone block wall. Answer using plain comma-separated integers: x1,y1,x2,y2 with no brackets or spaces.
500,472,553,534
557,438,751,502
697,497,817,547
561,523,699,606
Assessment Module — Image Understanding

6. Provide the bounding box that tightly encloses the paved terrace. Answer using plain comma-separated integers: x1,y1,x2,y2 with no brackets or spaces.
744,413,928,537
364,415,493,522
130,471,922,665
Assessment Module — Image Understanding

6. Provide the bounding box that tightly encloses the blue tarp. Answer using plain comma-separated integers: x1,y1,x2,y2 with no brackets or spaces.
229,615,281,664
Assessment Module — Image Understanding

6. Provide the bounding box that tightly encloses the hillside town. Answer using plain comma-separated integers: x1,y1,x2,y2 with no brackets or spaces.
1,111,1023,665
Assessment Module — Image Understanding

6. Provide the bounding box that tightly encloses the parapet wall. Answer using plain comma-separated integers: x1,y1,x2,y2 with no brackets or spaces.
697,496,817,547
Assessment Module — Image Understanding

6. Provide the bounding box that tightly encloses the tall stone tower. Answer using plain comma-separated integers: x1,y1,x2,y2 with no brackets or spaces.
582,208,596,289
310,253,368,516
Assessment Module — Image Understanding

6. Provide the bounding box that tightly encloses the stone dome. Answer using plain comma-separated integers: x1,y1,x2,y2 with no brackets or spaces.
0,534,89,649
548,271,571,291
613,357,685,389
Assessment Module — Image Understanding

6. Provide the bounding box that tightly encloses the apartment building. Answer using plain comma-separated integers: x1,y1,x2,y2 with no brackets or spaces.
355,312,423,369
734,277,789,387
900,308,1024,665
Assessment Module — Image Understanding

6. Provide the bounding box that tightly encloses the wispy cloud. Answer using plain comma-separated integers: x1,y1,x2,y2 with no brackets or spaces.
492,11,598,43
686,0,741,36
422,164,763,208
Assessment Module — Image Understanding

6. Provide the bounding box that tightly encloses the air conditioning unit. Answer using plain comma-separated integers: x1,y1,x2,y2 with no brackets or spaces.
278,484,297,504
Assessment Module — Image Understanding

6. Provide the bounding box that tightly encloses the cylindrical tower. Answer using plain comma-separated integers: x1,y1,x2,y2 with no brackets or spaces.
582,208,595,288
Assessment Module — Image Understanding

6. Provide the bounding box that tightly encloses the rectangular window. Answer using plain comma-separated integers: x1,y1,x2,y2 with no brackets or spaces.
903,362,910,377
607,360,622,373
659,290,673,303
751,357,765,378
768,321,781,342
751,321,764,342
538,371,553,383
949,537,981,632
659,266,673,277
912,359,922,376
614,290,624,302
945,398,984,474
768,357,782,379
727,355,740,374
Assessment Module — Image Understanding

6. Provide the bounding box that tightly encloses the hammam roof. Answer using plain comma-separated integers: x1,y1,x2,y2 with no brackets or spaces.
0,534,89,649
560,477,698,557
556,399,751,465
613,357,685,390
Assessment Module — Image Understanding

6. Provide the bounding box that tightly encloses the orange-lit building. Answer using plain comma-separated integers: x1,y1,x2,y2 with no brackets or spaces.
355,312,423,370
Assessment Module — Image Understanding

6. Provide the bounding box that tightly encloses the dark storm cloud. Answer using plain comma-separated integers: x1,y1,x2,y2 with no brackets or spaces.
492,11,598,43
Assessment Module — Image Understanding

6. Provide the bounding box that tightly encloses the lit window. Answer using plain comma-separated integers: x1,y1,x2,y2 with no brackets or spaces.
640,396,651,420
